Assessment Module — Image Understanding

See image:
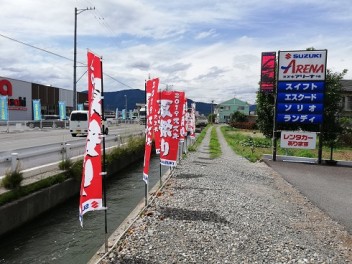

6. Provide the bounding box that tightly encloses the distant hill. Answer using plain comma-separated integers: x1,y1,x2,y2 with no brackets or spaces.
102,89,213,116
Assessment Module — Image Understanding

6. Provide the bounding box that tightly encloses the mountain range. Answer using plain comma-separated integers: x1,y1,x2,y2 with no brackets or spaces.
102,89,213,116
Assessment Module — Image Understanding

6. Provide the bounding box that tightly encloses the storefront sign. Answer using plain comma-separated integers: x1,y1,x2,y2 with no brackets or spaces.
0,79,27,111
276,50,327,125
280,131,317,149
277,114,322,124
278,50,327,81
260,52,276,92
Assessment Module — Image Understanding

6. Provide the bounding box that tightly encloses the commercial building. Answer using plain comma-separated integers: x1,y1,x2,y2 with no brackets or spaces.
0,77,87,121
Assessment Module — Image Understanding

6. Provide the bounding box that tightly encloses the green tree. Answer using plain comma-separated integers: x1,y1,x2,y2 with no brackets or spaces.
231,111,248,122
322,68,347,144
208,113,216,123
256,91,275,138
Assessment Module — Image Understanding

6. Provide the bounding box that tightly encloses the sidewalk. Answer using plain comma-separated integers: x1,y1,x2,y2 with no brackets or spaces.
97,126,352,263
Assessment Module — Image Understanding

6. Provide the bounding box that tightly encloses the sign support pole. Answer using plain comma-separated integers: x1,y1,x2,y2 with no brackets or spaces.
272,53,279,161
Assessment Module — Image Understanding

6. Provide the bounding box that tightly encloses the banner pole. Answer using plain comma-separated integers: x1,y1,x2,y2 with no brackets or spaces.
100,58,108,253
144,80,148,207
158,90,162,188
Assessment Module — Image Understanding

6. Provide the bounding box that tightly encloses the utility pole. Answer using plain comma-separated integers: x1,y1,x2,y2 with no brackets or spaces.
124,94,127,122
73,6,94,111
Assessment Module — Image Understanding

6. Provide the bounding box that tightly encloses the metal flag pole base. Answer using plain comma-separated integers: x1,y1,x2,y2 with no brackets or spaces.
145,182,148,207
159,163,162,188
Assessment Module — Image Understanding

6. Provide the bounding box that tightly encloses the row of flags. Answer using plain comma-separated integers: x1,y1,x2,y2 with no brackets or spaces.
0,97,67,121
79,51,197,227
142,80,196,183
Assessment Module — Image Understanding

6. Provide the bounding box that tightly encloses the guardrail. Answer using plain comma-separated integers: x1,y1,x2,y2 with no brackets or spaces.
0,119,143,133
0,120,70,133
0,131,144,179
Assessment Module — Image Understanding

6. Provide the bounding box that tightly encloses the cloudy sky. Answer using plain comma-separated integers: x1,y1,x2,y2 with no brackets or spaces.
1,0,351,104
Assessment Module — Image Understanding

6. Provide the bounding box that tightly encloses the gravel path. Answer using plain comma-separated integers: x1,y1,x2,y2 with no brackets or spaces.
102,126,352,263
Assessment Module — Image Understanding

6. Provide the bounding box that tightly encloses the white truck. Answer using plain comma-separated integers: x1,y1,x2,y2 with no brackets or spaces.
139,107,146,125
69,110,108,137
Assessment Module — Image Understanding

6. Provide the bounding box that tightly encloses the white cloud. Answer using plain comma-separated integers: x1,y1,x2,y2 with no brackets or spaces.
194,29,217,40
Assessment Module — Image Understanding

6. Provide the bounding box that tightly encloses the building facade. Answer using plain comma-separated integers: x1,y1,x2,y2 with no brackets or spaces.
216,97,250,123
341,80,352,118
0,77,87,121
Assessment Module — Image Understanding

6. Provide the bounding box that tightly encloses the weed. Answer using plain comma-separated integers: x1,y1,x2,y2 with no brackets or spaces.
1,168,23,190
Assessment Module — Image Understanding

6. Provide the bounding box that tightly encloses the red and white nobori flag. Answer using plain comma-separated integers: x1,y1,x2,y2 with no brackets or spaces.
190,102,196,139
143,78,159,183
185,108,193,138
154,91,161,154
179,95,187,142
79,51,104,227
160,90,183,166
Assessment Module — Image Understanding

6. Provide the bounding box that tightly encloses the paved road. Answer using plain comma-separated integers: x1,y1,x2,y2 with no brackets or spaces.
0,123,144,152
264,159,352,234
0,123,145,177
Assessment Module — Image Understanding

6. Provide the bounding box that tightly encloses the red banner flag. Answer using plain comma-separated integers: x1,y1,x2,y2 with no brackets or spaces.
179,96,187,142
190,103,196,139
143,78,159,183
185,102,196,139
154,91,161,154
160,90,183,166
79,51,104,226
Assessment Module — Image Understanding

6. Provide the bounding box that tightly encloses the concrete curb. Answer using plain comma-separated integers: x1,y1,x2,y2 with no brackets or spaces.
262,154,352,167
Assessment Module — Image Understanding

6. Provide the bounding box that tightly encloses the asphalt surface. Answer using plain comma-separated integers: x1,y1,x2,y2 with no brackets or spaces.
264,159,352,234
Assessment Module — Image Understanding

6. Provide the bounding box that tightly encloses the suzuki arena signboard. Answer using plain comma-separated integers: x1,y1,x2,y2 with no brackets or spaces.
276,50,327,125
278,50,327,81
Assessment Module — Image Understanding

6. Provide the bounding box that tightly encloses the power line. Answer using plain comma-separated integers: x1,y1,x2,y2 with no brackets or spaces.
104,73,137,89
0,33,74,63
0,32,136,89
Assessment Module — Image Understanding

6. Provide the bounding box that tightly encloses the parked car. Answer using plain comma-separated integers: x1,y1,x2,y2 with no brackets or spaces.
69,110,108,137
195,117,208,132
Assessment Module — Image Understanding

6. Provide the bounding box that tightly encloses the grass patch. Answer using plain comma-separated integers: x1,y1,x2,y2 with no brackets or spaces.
188,125,209,151
209,126,221,158
221,125,352,162
0,172,69,206
221,126,269,162
58,159,73,171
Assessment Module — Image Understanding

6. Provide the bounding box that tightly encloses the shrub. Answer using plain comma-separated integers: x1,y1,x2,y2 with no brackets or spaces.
2,169,23,190
230,122,256,130
59,159,73,170
68,160,84,181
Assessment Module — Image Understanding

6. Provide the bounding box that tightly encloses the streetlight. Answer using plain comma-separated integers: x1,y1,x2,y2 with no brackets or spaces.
73,6,94,111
